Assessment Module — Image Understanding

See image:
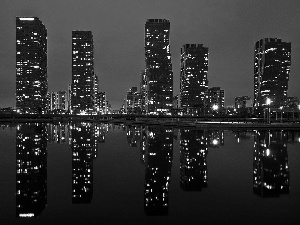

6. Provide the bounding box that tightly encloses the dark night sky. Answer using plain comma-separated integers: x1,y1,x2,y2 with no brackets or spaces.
1,0,300,109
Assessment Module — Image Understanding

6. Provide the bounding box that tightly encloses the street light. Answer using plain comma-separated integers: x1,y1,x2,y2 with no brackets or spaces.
266,98,271,124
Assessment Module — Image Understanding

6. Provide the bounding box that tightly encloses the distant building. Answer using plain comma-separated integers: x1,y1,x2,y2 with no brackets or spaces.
254,38,291,109
207,87,225,112
98,92,107,114
286,96,299,109
145,19,173,115
49,91,68,112
180,44,209,115
71,31,95,114
94,74,99,112
140,69,147,114
235,96,252,109
16,17,48,114
173,95,179,109
125,87,140,114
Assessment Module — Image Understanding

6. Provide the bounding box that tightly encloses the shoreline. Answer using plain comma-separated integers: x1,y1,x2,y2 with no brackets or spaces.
0,117,300,129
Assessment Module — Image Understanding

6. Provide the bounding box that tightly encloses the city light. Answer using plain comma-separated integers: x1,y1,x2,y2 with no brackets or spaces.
266,98,271,105
19,18,35,21
212,139,219,145
212,104,219,111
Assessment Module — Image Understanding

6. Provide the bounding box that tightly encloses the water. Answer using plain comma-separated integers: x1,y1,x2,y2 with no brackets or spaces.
1,122,300,224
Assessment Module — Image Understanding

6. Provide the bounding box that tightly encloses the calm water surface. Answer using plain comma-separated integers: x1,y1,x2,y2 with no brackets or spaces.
0,122,300,224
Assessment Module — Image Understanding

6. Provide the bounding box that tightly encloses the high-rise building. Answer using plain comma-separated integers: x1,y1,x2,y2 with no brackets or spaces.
180,44,209,114
125,87,141,114
93,74,100,112
71,31,95,114
98,92,107,114
16,17,48,114
145,19,173,115
49,91,68,112
254,38,291,109
140,69,147,114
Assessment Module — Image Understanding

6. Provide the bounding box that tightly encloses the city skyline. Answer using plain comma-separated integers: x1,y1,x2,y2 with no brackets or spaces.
1,0,300,109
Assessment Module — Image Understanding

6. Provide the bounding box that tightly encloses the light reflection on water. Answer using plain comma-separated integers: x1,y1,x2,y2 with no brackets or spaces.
1,123,300,224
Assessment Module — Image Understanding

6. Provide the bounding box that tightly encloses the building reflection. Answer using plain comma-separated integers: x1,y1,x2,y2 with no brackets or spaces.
144,126,173,215
16,123,48,218
70,122,97,204
207,130,224,148
126,125,141,147
140,127,147,164
232,130,253,143
47,123,69,144
180,129,208,191
253,130,290,197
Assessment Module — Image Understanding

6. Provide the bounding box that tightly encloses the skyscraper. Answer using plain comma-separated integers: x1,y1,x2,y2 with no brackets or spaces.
140,69,147,114
71,31,95,114
145,19,173,115
254,38,291,109
16,17,48,114
180,44,209,115
125,87,141,114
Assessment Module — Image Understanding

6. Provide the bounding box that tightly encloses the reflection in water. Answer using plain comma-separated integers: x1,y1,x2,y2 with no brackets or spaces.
11,122,300,221
47,123,69,144
180,129,208,191
253,130,290,197
70,122,97,204
144,126,173,215
126,125,141,147
16,123,48,218
207,130,224,148
140,127,146,164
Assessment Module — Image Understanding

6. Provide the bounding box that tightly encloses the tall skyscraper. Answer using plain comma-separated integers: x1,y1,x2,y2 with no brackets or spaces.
145,19,173,115
254,38,291,109
180,44,209,114
16,17,48,114
71,31,95,114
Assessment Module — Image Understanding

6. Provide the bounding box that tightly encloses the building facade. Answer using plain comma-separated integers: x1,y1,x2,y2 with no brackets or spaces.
180,44,209,114
254,38,291,109
125,87,141,114
140,69,147,114
207,87,225,112
71,31,95,114
235,96,252,109
145,19,173,115
49,91,68,112
16,17,48,114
